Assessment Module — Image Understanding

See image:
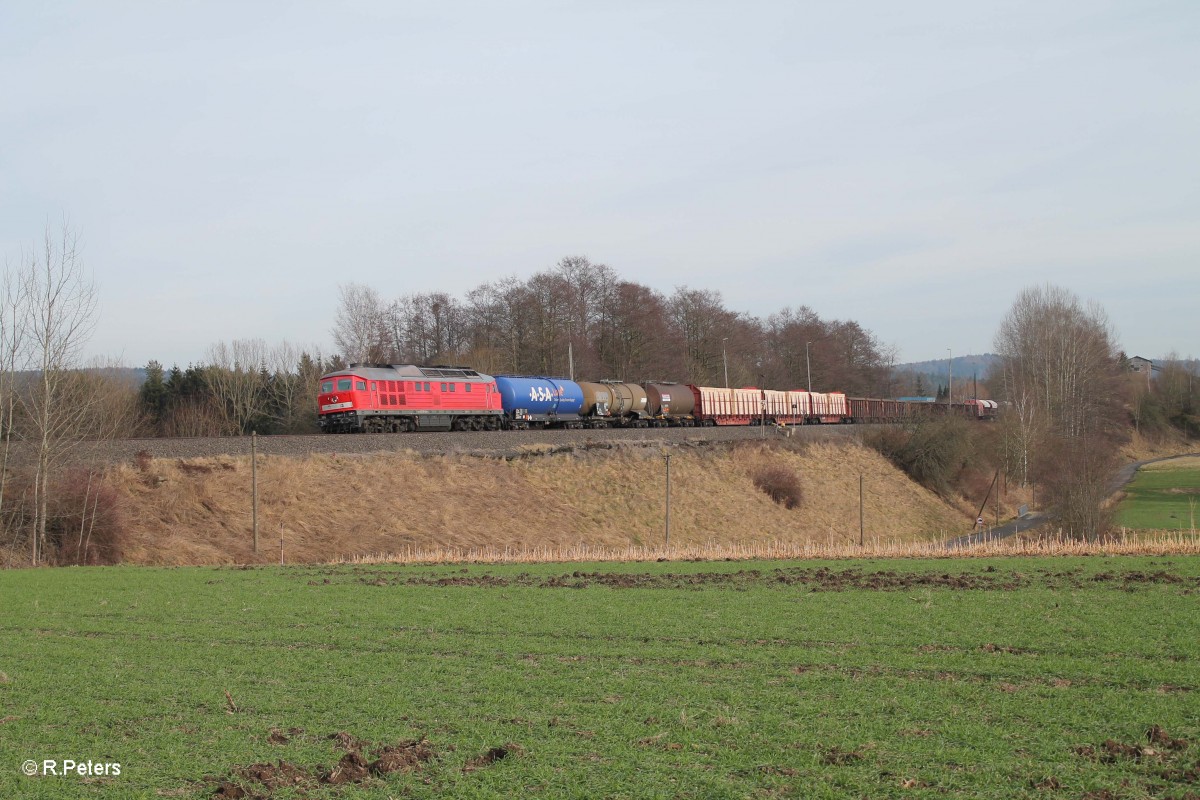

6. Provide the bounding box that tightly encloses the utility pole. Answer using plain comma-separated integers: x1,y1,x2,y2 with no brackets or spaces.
664,454,671,548
251,431,259,553
760,387,766,438
859,474,864,546
806,341,812,393
722,337,730,388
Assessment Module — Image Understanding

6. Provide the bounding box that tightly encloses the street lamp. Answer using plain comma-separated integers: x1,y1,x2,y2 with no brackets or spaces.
947,347,953,406
756,359,765,439
805,341,812,393
722,337,729,389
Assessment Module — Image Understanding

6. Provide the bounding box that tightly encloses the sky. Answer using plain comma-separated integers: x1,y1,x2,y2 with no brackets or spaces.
1,1,1197,369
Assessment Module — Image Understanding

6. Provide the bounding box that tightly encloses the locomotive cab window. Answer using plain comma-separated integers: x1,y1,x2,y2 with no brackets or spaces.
356,381,367,391
321,381,333,393
337,378,352,391
370,382,377,391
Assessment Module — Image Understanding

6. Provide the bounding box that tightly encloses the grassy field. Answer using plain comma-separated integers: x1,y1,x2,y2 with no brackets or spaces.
1116,457,1200,532
2,556,1198,799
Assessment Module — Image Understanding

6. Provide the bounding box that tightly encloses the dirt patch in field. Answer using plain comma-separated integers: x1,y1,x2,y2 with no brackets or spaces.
326,564,1200,592
1073,725,1190,765
820,745,866,766
462,743,522,772
344,565,1034,591
208,731,440,798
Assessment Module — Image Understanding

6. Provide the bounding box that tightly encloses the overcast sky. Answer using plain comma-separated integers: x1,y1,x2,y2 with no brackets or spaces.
2,1,1196,370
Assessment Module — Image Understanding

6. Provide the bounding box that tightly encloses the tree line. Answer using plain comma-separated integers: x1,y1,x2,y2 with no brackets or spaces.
331,255,898,397
137,341,336,437
136,255,901,437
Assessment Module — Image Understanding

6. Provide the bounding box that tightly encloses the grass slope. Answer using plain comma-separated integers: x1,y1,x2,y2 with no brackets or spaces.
1116,457,1200,531
2,556,1198,798
108,441,971,565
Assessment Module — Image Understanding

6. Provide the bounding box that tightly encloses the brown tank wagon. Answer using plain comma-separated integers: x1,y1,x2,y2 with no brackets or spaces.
642,382,696,424
601,382,650,426
578,381,614,423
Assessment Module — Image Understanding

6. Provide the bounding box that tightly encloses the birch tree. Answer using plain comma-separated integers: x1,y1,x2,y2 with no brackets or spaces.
993,283,1123,538
19,224,98,565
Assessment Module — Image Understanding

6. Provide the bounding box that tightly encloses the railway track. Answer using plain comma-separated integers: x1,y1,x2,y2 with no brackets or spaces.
74,424,869,465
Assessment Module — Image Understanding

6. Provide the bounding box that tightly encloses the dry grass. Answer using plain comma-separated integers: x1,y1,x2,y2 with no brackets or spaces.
107,440,973,565
347,530,1200,566
1140,455,1200,472
1120,430,1198,462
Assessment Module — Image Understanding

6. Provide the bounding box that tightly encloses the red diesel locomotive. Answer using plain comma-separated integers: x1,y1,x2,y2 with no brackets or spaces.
318,365,503,433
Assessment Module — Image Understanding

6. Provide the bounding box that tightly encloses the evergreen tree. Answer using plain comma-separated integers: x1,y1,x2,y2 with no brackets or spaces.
139,360,168,432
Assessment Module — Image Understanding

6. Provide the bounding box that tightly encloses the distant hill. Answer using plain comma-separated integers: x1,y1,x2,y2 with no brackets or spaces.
895,353,1000,379
890,354,1000,400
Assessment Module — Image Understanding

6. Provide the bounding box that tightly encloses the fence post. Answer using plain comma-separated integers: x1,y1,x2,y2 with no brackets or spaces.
664,454,672,548
251,431,259,553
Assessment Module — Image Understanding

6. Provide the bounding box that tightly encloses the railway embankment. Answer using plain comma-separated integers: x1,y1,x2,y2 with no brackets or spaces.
101,438,974,566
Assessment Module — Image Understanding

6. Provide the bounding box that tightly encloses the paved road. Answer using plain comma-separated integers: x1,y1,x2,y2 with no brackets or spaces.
942,451,1200,548
943,512,1050,549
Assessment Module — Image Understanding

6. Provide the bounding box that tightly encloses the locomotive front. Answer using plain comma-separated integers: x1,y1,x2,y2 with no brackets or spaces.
317,372,369,432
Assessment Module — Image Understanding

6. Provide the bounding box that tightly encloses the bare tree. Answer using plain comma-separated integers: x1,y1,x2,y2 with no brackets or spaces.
993,284,1124,538
332,283,389,364
0,263,27,557
668,287,739,383
160,397,229,437
18,224,99,565
995,284,1120,440
263,341,326,433
205,339,270,435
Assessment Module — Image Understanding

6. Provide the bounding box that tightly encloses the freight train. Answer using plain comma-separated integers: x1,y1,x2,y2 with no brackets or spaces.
317,364,997,433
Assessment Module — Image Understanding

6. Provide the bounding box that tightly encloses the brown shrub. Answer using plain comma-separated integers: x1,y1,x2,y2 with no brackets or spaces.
0,469,127,566
1033,434,1118,540
752,464,804,509
863,416,975,497
48,469,127,565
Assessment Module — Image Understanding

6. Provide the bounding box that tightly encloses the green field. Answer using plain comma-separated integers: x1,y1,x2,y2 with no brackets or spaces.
2,557,1198,799
1117,460,1200,531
